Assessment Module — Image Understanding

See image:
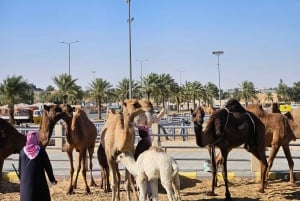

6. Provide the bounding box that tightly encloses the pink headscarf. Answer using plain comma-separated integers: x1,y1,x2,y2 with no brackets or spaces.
23,131,40,160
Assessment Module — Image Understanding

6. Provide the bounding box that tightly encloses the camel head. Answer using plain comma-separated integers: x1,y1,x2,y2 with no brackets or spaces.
122,99,153,123
225,98,246,113
39,104,73,147
191,106,205,147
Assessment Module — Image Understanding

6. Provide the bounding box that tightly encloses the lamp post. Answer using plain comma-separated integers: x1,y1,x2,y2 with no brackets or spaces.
125,0,134,99
60,41,79,76
136,59,147,97
92,70,96,81
177,69,184,86
212,50,224,108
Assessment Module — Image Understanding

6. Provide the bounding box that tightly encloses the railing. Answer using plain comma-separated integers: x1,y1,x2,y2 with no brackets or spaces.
16,122,300,173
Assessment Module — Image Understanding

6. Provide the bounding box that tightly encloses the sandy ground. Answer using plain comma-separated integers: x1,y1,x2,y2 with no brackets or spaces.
1,176,300,201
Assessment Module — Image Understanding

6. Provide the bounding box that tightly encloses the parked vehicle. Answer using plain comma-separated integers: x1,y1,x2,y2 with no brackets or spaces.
0,107,38,125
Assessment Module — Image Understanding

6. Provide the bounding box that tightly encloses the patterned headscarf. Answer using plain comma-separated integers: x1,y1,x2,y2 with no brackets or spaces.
23,131,40,160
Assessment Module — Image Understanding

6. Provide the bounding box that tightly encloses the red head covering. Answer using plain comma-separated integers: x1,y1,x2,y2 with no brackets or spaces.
23,131,40,160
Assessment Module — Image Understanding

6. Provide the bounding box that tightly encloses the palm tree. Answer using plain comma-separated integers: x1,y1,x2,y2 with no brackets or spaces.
265,92,273,103
0,75,32,125
202,82,218,106
238,80,257,106
52,73,82,104
153,73,177,108
183,81,203,109
86,78,112,119
276,79,290,102
115,78,139,100
143,73,159,101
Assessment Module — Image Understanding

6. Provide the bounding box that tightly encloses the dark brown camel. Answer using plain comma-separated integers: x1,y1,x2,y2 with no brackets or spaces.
247,103,300,183
39,104,97,194
101,99,153,201
0,118,26,181
191,99,268,201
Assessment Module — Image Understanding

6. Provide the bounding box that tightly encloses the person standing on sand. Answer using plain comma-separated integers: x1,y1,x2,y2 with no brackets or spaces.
19,131,57,201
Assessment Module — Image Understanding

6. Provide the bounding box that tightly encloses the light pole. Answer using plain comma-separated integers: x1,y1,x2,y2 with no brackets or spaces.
212,50,224,108
177,69,184,86
92,70,96,81
136,59,147,97
60,41,79,76
125,0,134,99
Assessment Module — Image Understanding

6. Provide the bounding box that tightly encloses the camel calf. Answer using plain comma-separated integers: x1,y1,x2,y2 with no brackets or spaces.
117,147,181,201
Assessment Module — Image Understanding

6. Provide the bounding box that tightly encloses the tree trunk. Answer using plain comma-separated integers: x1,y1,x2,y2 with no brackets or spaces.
97,96,102,119
8,104,15,125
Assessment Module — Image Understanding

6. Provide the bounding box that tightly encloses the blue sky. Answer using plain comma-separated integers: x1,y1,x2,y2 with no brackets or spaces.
0,0,299,91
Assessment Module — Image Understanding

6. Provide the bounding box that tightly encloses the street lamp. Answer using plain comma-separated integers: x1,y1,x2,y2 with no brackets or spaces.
60,41,79,76
136,59,147,97
212,50,224,108
125,0,134,98
176,69,184,86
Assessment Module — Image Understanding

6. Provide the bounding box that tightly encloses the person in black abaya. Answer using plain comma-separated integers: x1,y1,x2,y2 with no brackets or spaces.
19,131,57,201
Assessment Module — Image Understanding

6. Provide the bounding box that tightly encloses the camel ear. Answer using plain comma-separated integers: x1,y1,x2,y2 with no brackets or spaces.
123,102,127,107
43,105,50,111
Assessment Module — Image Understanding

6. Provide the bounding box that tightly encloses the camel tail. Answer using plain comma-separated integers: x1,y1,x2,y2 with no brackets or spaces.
171,159,179,178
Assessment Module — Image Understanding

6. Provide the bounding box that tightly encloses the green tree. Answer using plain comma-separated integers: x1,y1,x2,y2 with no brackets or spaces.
40,85,55,103
86,78,112,119
115,78,139,101
143,73,159,101
52,73,82,104
265,92,274,103
202,82,218,106
289,81,300,102
153,73,177,108
238,80,257,106
0,75,32,125
276,79,290,102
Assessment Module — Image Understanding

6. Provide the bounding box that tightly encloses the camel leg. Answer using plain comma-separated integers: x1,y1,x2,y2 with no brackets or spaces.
267,145,280,178
105,167,112,192
249,147,268,193
88,145,97,187
207,146,217,196
66,146,75,194
80,149,91,194
220,150,232,201
109,160,121,201
73,151,82,189
161,178,175,201
282,145,295,183
0,158,4,182
136,175,147,201
100,166,104,189
172,174,181,201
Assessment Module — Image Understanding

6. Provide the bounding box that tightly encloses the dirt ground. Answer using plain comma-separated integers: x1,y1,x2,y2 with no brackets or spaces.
1,176,300,201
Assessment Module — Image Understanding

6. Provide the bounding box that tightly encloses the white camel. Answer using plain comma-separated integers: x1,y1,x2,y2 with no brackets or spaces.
117,146,181,201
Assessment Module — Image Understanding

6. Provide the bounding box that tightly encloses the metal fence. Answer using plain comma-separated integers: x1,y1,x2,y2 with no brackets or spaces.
16,121,300,173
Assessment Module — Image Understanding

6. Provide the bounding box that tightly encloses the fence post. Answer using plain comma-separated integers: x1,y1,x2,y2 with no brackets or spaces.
151,123,161,146
54,124,64,151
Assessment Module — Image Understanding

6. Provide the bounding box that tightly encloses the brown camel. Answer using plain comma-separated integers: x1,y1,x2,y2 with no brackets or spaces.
202,104,216,115
247,103,300,183
191,99,268,201
0,118,26,181
101,99,153,201
39,104,97,194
